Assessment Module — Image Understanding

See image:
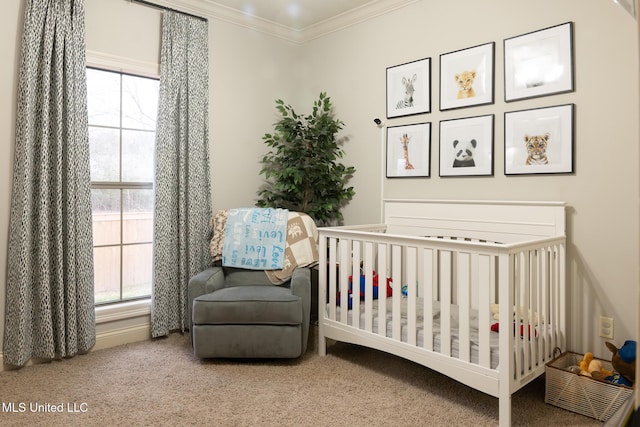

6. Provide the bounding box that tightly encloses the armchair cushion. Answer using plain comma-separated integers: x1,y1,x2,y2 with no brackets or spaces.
222,267,273,286
193,286,302,325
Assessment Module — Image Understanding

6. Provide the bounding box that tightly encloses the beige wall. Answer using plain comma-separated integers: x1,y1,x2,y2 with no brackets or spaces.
0,0,22,359
298,0,639,357
0,0,637,360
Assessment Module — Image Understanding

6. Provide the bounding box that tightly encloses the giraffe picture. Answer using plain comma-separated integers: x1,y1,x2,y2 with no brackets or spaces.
386,123,431,178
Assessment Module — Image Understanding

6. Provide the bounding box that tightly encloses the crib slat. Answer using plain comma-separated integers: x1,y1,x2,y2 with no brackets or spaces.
498,252,515,421
440,250,452,357
338,238,350,324
377,243,387,338
407,246,417,346
535,248,546,364
351,241,361,328
458,252,471,363
392,244,402,340
423,248,435,351
551,245,559,352
478,254,491,368
542,247,551,358
516,251,534,377
364,241,374,332
328,237,337,321
514,252,523,380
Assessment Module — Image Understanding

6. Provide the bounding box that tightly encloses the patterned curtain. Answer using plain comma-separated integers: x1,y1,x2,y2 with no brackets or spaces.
151,12,211,338
3,0,95,366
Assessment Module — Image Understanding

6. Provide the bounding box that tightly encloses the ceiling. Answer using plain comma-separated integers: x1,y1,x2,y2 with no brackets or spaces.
208,0,376,30
177,0,417,43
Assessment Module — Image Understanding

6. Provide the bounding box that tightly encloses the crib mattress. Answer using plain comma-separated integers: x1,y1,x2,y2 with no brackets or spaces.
329,297,501,369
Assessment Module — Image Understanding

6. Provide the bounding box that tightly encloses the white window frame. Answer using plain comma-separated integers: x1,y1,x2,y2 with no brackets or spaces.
87,51,159,325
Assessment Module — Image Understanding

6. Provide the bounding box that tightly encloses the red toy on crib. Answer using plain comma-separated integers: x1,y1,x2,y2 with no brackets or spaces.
490,322,538,338
336,271,392,309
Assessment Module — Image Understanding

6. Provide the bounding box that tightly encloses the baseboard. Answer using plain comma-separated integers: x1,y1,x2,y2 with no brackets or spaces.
1,324,152,371
93,323,151,351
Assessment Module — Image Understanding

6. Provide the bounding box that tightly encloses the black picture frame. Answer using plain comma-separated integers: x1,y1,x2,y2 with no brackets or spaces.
439,114,494,177
504,22,575,102
386,58,431,119
439,42,495,111
504,104,574,175
386,122,431,178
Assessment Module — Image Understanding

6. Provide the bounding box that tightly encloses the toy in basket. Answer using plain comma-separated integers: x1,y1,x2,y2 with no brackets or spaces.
605,340,636,387
545,343,635,422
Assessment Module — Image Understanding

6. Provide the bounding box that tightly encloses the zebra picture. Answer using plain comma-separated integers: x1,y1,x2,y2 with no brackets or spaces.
396,74,417,109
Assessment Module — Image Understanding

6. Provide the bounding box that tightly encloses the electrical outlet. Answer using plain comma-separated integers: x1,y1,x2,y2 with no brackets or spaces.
599,316,614,339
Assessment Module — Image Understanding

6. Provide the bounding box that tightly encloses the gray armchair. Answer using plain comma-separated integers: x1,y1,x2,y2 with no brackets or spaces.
188,266,311,358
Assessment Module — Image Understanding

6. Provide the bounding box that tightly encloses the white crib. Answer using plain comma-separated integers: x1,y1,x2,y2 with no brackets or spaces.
318,199,566,427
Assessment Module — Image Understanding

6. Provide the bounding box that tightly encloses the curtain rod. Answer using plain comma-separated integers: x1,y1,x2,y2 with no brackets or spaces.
129,0,208,22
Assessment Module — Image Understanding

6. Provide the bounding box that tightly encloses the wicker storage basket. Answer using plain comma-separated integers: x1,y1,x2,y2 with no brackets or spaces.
545,350,633,421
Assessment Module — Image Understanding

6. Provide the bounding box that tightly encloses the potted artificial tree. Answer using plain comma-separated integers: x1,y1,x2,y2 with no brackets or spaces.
256,92,355,226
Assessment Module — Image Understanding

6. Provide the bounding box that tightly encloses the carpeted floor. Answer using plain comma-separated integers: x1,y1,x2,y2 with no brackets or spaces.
0,325,600,426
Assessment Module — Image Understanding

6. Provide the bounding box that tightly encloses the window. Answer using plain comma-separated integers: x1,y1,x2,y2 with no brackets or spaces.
86,68,159,305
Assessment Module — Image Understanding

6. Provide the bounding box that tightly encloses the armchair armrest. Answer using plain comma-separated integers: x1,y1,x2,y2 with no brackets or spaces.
290,267,311,352
188,266,225,330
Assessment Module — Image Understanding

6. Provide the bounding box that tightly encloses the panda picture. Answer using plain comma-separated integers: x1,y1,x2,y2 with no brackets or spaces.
439,114,493,177
452,139,477,168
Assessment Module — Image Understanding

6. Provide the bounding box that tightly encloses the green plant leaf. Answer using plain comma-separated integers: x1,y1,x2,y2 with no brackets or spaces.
256,93,356,226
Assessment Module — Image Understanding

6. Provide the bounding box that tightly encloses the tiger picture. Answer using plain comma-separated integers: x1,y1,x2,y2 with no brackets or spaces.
524,133,550,165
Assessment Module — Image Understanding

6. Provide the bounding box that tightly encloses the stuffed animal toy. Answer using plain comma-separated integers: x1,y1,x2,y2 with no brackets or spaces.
605,340,636,387
577,352,612,380
489,303,541,324
336,272,392,309
489,304,540,338
452,139,477,168
490,322,538,338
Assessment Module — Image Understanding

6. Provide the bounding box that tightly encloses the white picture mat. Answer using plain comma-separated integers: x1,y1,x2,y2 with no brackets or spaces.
504,22,574,101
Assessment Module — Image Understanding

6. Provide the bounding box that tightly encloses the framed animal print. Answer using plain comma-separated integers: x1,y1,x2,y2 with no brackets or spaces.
504,22,574,102
439,114,494,177
386,122,431,178
386,58,431,119
439,42,495,111
504,104,574,175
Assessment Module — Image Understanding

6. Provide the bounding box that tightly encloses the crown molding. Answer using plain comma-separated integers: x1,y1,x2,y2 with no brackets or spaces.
146,0,418,44
299,0,419,43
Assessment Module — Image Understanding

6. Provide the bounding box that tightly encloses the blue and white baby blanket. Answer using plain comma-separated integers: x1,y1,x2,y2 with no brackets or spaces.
221,207,289,270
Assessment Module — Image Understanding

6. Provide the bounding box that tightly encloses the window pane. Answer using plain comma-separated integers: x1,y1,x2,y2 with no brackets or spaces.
122,74,159,130
123,189,153,244
87,68,120,127
89,67,158,305
94,246,121,304
123,243,152,300
92,189,121,246
89,127,120,182
122,130,155,182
